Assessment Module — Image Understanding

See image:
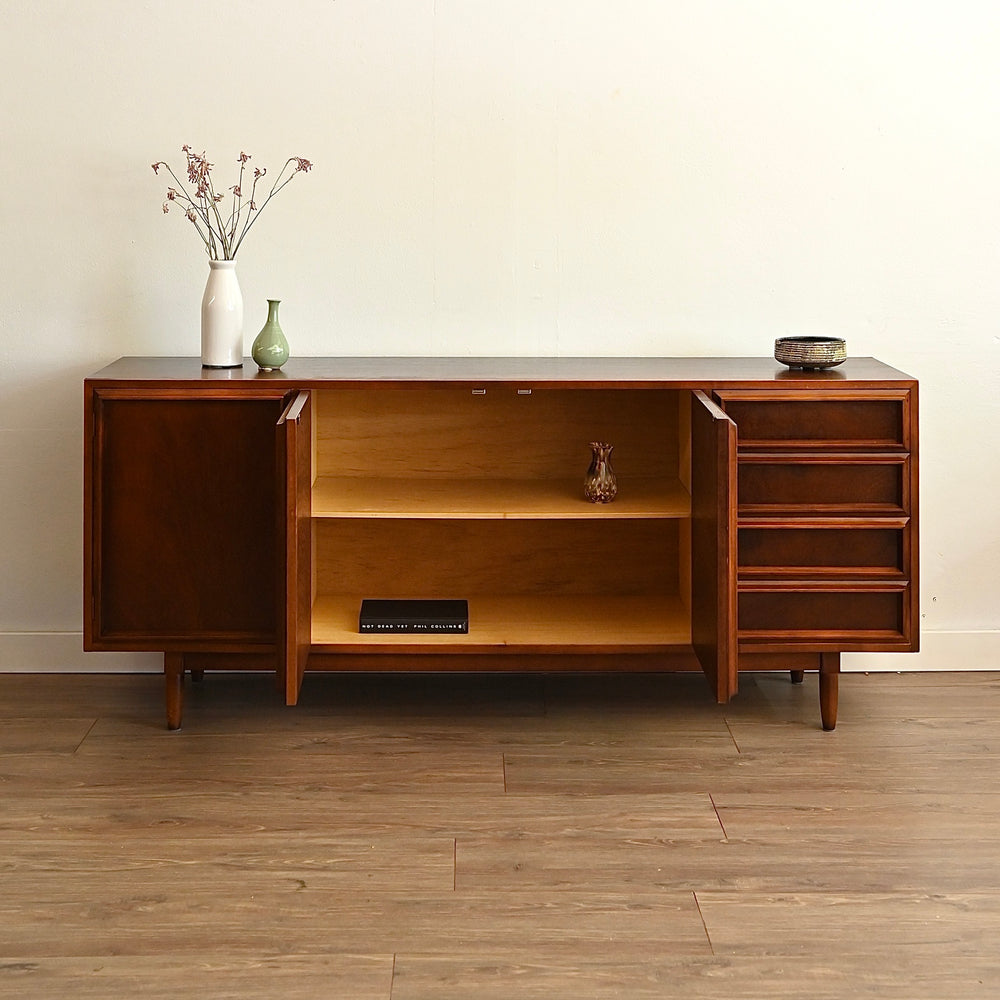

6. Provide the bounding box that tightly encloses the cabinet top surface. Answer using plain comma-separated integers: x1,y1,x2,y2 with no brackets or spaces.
87,356,915,387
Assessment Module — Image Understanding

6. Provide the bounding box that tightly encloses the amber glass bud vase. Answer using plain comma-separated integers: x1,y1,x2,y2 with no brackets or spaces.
584,441,617,503
251,299,289,371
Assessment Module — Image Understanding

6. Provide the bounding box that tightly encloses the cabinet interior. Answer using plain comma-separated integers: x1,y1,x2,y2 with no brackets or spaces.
309,387,693,651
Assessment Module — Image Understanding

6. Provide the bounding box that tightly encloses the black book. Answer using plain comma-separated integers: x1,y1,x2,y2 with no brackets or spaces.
359,599,469,634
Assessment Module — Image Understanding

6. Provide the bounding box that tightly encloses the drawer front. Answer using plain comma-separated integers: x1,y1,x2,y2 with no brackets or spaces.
715,391,909,449
739,586,907,641
738,524,906,577
738,458,908,514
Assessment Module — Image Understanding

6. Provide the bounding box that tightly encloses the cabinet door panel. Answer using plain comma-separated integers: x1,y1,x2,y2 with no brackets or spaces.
690,391,737,702
277,391,313,705
88,395,285,648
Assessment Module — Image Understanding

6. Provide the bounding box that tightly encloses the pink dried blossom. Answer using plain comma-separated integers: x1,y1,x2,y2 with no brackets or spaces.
153,146,314,260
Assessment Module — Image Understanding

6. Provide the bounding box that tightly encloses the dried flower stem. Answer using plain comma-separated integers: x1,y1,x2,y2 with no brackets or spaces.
153,147,313,260
233,158,310,255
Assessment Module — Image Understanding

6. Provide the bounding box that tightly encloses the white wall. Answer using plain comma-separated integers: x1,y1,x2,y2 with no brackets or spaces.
1,0,997,672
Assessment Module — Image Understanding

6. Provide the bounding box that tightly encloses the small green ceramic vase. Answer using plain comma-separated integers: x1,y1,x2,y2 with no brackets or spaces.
251,299,289,371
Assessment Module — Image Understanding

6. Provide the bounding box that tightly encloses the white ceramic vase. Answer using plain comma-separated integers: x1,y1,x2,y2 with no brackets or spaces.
200,259,244,368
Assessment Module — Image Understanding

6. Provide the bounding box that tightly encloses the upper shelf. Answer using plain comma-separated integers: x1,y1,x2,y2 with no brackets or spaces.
311,476,692,519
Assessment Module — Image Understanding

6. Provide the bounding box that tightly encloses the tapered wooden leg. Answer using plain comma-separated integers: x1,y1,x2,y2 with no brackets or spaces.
819,653,840,731
790,670,805,684
165,653,185,731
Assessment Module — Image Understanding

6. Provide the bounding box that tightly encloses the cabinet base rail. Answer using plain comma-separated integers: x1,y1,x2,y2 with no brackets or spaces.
162,649,841,732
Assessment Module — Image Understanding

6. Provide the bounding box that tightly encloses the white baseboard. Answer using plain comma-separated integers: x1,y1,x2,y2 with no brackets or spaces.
1,631,998,674
842,631,1000,673
0,633,161,673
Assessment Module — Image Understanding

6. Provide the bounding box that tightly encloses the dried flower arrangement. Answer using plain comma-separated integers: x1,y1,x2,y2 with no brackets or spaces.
152,146,313,260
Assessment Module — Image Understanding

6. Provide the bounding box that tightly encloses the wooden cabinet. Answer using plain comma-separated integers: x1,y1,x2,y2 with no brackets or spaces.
84,358,919,731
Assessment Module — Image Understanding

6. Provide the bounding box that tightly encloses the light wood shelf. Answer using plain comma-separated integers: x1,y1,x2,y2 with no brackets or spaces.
311,476,691,519
311,594,691,653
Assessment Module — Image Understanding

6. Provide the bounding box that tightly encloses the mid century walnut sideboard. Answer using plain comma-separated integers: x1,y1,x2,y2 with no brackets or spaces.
83,357,919,730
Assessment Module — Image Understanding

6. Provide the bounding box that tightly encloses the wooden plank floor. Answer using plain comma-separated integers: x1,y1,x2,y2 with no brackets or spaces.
1,670,999,998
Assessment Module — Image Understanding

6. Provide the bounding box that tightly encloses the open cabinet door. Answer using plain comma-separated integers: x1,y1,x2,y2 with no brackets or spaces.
690,390,738,702
276,391,312,705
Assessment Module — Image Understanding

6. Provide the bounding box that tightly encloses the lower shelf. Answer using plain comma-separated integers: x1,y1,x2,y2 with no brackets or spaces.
311,594,691,654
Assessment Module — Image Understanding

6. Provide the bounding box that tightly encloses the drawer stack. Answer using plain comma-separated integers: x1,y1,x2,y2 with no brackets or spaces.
715,389,918,652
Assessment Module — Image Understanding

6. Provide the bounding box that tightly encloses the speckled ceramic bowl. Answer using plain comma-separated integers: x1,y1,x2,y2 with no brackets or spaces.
774,336,847,370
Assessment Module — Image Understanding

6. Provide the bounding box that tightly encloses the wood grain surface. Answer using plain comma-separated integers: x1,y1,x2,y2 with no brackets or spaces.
1,669,997,998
